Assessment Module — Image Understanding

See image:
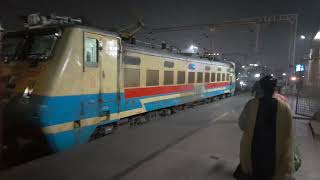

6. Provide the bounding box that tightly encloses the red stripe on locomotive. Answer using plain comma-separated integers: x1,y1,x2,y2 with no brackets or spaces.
124,82,230,99
205,82,230,89
124,84,193,99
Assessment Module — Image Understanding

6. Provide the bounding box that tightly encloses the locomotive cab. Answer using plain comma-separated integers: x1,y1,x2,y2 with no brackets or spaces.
1,22,122,163
0,26,67,163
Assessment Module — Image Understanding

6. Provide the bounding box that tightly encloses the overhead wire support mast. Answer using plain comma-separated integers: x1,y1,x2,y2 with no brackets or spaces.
144,13,298,72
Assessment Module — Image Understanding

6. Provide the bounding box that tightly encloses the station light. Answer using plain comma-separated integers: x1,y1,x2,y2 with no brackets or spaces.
282,73,287,76
241,65,245,69
239,81,247,87
254,73,261,78
270,74,274,77
314,31,320,40
290,76,297,81
300,35,306,40
216,53,220,56
253,64,259,67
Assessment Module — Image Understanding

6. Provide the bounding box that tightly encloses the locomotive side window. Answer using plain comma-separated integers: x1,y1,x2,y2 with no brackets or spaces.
217,73,221,82
177,71,185,84
226,73,230,81
205,72,210,83
164,71,174,85
146,70,159,86
124,68,140,87
85,37,98,66
197,72,203,83
222,73,226,81
123,56,141,65
211,73,216,82
188,72,195,84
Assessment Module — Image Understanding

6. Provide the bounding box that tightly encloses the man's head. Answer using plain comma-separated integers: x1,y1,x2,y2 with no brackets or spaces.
259,75,277,97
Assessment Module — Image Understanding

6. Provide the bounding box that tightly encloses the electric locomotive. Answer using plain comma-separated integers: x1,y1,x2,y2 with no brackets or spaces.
0,14,235,154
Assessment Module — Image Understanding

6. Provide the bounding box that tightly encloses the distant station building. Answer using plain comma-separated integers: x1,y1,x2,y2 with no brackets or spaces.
305,30,320,88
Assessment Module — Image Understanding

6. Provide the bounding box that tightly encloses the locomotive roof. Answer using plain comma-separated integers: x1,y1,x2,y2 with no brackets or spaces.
5,24,119,38
70,25,232,68
123,43,231,67
4,24,232,68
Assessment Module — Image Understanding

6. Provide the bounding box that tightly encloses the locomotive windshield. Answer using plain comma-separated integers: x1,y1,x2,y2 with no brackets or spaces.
27,34,57,58
1,28,60,61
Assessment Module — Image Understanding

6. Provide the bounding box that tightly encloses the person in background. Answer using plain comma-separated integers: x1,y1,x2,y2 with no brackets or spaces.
0,67,10,167
234,75,294,180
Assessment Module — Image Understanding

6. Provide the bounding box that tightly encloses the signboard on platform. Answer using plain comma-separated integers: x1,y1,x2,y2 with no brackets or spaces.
295,64,305,72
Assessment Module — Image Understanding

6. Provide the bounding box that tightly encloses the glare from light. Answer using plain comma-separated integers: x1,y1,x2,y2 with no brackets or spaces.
106,40,118,57
189,44,198,53
282,73,287,76
23,86,33,98
190,45,198,50
300,35,306,40
291,76,297,81
239,81,246,86
254,73,261,78
314,31,320,40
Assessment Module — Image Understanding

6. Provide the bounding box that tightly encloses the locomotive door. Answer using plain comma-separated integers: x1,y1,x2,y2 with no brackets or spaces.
83,32,120,124
82,32,102,127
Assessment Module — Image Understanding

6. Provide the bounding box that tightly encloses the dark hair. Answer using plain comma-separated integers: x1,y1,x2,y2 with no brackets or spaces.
259,75,277,96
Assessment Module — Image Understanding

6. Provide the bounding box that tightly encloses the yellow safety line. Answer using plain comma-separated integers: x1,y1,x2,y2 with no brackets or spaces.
42,87,229,134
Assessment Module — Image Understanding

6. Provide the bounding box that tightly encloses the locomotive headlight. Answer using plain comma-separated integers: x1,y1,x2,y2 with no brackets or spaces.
23,86,34,98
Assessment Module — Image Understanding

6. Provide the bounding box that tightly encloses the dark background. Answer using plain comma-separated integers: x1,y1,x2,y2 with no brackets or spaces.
1,0,319,70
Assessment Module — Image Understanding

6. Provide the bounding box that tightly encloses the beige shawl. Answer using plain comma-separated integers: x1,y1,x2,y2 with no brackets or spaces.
239,98,294,180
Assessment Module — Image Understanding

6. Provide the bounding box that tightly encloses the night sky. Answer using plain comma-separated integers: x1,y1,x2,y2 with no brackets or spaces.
1,0,320,71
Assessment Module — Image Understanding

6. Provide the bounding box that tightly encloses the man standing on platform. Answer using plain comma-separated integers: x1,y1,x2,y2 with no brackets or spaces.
235,75,294,180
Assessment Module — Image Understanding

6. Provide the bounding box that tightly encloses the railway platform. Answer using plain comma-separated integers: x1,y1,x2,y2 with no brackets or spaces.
0,94,320,180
